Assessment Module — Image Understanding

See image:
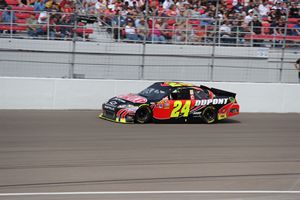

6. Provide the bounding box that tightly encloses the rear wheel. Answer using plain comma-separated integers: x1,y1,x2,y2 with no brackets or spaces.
202,106,217,124
135,106,152,123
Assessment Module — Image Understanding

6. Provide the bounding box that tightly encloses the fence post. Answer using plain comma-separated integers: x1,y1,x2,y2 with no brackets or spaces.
10,10,13,39
140,1,153,80
279,9,289,83
47,12,50,40
210,0,220,82
69,11,78,79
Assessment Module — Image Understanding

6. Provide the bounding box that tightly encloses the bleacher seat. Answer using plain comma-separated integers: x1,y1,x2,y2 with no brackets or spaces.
5,0,18,5
11,6,34,11
0,25,27,31
15,12,31,19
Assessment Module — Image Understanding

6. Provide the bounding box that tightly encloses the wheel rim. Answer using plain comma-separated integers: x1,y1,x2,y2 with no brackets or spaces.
138,110,148,121
204,108,215,123
136,107,151,123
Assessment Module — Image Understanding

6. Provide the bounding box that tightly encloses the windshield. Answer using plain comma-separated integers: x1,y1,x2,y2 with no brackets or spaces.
138,83,172,102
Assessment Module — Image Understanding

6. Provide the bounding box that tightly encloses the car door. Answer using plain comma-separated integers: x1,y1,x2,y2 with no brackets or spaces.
153,88,193,120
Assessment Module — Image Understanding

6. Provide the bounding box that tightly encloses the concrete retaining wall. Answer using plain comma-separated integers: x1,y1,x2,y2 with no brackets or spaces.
1,77,300,113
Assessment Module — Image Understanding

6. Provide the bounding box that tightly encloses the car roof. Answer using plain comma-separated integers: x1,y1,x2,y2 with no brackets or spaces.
159,81,197,87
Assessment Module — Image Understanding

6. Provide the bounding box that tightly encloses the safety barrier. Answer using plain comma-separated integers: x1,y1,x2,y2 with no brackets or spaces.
1,77,300,113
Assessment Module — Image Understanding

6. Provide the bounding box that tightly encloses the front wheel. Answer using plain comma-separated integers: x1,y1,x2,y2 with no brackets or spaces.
135,106,152,123
202,106,217,124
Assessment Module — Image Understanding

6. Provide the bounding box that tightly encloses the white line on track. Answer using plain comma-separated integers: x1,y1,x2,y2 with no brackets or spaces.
0,191,300,196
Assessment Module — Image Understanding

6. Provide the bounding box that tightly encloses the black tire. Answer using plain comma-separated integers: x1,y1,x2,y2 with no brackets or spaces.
135,106,152,124
202,106,217,124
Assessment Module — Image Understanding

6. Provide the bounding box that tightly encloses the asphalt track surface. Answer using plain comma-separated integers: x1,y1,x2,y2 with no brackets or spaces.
0,110,300,200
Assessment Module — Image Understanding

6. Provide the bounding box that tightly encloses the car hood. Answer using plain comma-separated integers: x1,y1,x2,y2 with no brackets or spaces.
105,93,148,108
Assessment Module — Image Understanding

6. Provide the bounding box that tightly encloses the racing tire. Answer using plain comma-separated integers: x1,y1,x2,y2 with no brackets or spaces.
135,106,152,124
202,106,217,124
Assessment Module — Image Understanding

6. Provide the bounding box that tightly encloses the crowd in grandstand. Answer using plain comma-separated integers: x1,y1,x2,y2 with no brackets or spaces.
0,0,300,43
84,0,300,44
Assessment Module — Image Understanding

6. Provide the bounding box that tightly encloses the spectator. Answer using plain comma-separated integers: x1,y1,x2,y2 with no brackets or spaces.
252,4,262,20
219,20,232,43
244,9,254,24
149,18,166,42
249,15,263,46
200,11,214,27
258,0,270,18
244,0,255,14
289,3,300,18
136,18,147,40
166,4,177,17
38,10,48,24
249,15,263,35
231,19,246,44
125,20,140,40
295,58,300,83
191,4,201,18
162,0,174,10
95,0,106,14
18,0,30,6
268,8,278,22
34,0,45,12
174,21,187,42
59,16,73,39
27,14,43,37
1,6,16,24
0,0,7,9
293,20,300,36
272,18,285,35
176,7,186,24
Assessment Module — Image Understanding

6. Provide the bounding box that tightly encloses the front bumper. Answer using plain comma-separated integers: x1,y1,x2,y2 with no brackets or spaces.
100,106,135,123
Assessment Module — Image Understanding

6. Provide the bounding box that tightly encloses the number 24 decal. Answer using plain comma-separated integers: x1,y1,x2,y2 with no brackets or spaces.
170,100,191,118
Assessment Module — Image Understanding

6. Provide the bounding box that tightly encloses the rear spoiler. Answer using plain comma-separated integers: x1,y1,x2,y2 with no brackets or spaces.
200,85,236,98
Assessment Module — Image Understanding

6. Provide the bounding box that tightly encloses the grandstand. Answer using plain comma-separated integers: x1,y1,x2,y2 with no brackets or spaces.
0,0,300,82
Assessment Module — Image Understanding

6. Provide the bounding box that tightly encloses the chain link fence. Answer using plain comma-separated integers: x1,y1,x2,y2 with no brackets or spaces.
1,9,300,83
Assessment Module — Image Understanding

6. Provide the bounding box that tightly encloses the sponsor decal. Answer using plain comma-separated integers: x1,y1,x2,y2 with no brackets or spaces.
117,94,147,103
229,97,235,103
113,97,126,103
195,98,228,106
104,105,115,111
108,101,118,107
193,111,202,115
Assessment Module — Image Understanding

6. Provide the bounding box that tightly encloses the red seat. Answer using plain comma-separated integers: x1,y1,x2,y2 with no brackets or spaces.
288,24,295,29
288,18,299,23
11,6,34,11
5,0,18,5
15,13,31,19
0,25,27,31
16,19,26,24
188,20,199,26
75,28,93,34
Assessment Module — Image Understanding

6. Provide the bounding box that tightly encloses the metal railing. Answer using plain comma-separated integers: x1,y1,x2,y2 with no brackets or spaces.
1,9,300,83
1,9,300,48
0,9,93,40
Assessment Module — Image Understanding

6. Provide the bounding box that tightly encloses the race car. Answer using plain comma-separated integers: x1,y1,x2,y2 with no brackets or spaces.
99,82,240,124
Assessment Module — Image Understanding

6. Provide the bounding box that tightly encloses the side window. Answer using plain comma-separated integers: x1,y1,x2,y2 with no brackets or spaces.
170,89,190,100
194,89,209,100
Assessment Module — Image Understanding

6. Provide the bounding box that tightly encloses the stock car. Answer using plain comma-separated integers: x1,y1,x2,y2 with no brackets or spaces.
99,82,240,124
